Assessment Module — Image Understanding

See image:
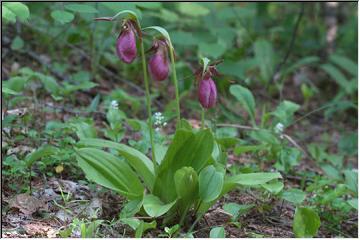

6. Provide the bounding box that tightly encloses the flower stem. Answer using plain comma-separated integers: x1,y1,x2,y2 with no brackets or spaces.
169,46,181,123
201,108,205,129
140,40,157,171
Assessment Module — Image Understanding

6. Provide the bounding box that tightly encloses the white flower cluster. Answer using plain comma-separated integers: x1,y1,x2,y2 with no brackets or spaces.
274,122,284,139
153,112,167,132
110,100,119,109
274,122,284,134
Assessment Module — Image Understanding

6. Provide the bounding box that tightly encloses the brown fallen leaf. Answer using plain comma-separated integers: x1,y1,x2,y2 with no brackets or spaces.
8,193,44,215
23,223,58,237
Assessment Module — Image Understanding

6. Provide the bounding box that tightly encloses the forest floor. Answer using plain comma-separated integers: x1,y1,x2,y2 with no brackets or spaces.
2,45,358,238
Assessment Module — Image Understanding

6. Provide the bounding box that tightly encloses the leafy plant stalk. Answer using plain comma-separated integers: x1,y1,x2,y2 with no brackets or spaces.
140,40,157,170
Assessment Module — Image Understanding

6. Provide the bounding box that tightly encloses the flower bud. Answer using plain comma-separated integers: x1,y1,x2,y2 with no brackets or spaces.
148,40,169,81
198,77,217,109
116,21,137,64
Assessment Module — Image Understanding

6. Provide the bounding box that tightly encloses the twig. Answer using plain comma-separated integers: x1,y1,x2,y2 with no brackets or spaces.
269,3,305,85
282,134,309,158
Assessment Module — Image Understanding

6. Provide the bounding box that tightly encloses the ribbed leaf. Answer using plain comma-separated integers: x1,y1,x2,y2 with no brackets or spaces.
226,172,282,186
76,148,144,199
143,194,176,217
25,145,57,168
199,165,224,202
153,129,214,202
197,172,282,216
230,85,256,124
78,138,155,191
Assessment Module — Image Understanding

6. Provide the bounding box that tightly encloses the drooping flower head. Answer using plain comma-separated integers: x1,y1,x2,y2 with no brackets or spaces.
116,20,138,64
198,77,217,109
148,39,170,81
196,60,222,109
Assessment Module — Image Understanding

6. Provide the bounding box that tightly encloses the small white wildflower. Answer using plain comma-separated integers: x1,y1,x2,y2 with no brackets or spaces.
110,100,119,109
274,122,284,134
153,112,167,130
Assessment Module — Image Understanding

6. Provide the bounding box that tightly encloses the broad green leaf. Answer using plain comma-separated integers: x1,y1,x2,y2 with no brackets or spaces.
143,194,176,217
223,203,254,221
2,87,20,95
156,9,179,22
320,163,341,180
174,167,198,201
164,224,180,237
283,56,320,76
175,118,192,130
261,180,284,194
135,2,162,9
320,184,347,205
120,199,143,219
338,132,357,156
171,31,198,47
51,10,74,24
199,165,224,202
2,2,29,22
135,220,157,238
65,3,98,13
25,145,57,168
71,122,97,139
153,129,214,202
234,145,265,155
321,64,352,93
86,94,100,113
293,207,320,237
229,85,256,124
38,75,61,95
249,129,280,145
2,5,16,23
281,188,306,204
210,226,225,238
216,127,238,138
199,42,227,59
225,172,282,192
11,36,24,50
275,147,301,172
77,138,155,191
344,169,358,194
272,100,300,127
178,3,210,17
121,217,140,230
254,39,275,82
76,148,144,199
218,60,255,80
3,76,27,92
347,198,358,210
330,54,357,76
154,143,167,165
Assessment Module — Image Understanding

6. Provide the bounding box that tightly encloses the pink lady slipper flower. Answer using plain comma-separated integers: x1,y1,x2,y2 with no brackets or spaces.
198,77,217,109
148,39,170,81
116,20,137,64
197,61,222,109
